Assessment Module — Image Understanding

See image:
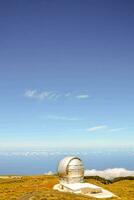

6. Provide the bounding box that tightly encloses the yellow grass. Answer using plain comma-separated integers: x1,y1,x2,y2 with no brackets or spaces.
0,175,133,200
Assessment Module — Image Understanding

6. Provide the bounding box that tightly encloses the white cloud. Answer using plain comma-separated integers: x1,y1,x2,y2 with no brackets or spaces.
45,115,81,121
85,168,134,180
44,171,54,175
24,90,37,98
87,125,107,132
76,95,89,99
65,92,71,97
24,90,90,101
109,128,125,132
24,90,59,100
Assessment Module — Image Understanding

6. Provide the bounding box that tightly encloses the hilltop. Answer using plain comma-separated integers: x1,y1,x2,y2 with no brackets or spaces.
0,175,134,200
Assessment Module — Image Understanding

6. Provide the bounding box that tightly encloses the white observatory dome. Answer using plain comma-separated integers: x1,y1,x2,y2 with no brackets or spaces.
58,156,84,183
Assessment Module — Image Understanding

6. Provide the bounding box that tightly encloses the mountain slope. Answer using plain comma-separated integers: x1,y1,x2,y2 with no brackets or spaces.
0,175,134,200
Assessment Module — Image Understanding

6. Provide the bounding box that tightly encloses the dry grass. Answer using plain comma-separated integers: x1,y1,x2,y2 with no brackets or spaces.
0,175,133,200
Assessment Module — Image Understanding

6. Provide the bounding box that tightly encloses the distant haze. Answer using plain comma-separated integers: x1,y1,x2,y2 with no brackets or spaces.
0,148,133,175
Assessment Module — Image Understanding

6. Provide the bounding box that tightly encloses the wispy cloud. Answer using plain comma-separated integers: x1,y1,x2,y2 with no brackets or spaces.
64,92,71,97
76,94,89,99
24,90,60,100
87,125,107,132
44,115,81,121
109,128,125,132
87,125,125,133
24,89,90,101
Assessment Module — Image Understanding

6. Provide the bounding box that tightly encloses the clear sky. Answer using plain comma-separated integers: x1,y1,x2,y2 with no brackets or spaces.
0,0,134,150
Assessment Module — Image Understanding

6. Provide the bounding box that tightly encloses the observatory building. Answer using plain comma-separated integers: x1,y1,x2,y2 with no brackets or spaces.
53,156,116,199
58,156,84,183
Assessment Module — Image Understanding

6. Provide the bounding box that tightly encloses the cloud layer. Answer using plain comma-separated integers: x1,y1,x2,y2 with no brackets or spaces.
85,168,134,180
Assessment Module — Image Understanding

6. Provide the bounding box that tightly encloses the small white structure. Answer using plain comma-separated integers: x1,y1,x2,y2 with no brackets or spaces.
53,156,116,199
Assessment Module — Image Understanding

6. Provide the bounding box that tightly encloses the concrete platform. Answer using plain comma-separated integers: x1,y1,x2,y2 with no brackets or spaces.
53,182,116,198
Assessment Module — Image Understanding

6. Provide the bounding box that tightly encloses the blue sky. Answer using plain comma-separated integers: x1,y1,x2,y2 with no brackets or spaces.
0,0,134,150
